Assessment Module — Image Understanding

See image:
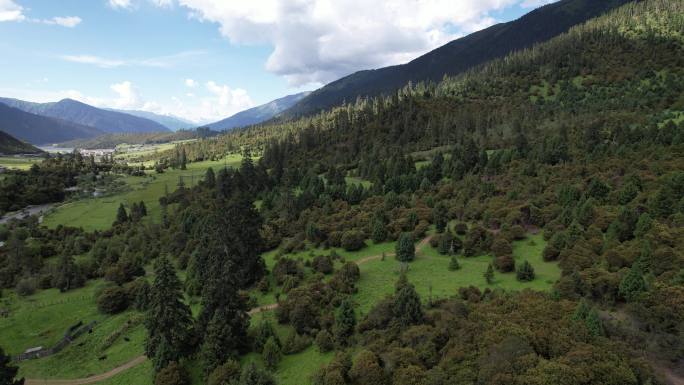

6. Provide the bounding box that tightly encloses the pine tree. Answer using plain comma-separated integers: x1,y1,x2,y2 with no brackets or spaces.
201,305,249,375
484,264,494,284
392,276,423,327
334,297,356,346
619,262,646,302
433,203,448,233
395,233,416,262
261,337,281,370
114,203,128,225
371,218,387,243
516,260,535,282
145,257,194,372
585,308,604,337
205,167,216,188
448,256,460,271
180,148,187,170
0,346,23,385
238,363,275,385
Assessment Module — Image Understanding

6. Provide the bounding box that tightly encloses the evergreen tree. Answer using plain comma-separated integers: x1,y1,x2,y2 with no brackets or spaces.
448,256,460,271
395,233,416,263
205,167,216,189
145,257,194,372
371,218,387,243
484,264,494,284
114,203,128,225
0,346,23,385
202,305,249,375
238,363,275,385
585,308,604,337
619,262,646,302
516,260,535,282
334,297,356,346
180,148,187,170
392,276,423,327
53,254,83,292
261,337,281,370
433,203,448,233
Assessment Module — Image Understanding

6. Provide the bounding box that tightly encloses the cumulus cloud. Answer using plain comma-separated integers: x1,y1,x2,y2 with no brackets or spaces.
162,0,533,86
0,0,24,22
111,81,142,109
44,16,82,27
521,0,559,8
184,78,197,88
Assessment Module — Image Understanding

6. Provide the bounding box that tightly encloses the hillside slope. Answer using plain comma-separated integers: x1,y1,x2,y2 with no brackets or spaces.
0,98,169,135
207,91,311,131
0,130,44,155
109,109,194,131
0,103,103,144
284,0,632,117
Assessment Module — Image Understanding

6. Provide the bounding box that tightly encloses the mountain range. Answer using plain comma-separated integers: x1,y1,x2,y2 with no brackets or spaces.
0,102,104,144
109,109,195,131
283,0,632,117
207,91,311,131
0,130,43,155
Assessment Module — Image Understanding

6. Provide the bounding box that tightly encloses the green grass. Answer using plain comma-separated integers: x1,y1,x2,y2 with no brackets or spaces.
0,156,42,170
354,233,558,314
42,154,242,231
98,360,153,385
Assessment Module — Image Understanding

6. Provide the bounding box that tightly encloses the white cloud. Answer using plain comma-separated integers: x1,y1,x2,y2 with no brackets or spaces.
108,0,133,9
0,0,24,22
110,81,142,109
160,0,532,86
184,78,197,88
521,0,558,8
42,16,82,28
60,50,205,68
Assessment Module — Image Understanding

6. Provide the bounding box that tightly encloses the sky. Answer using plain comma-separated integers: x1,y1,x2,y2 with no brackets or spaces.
0,0,558,124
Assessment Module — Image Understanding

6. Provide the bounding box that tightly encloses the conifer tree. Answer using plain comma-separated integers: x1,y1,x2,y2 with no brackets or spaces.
619,262,646,302
433,202,448,233
261,337,281,370
334,297,356,346
145,257,194,372
392,276,423,327
448,256,461,271
114,203,128,225
484,264,494,284
516,260,535,282
395,233,416,262
238,363,275,385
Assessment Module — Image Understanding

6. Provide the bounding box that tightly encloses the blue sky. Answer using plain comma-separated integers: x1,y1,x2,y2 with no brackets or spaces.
0,0,557,123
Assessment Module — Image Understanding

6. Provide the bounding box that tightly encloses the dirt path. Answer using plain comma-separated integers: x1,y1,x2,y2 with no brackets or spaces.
25,356,147,385
26,235,436,384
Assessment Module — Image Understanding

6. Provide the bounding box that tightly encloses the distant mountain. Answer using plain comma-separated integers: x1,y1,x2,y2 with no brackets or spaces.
109,109,194,131
0,130,44,155
285,0,632,117
207,91,311,131
0,102,103,144
0,97,170,134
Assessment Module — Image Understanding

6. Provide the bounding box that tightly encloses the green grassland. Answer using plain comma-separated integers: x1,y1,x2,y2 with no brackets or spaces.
42,154,242,231
0,156,42,170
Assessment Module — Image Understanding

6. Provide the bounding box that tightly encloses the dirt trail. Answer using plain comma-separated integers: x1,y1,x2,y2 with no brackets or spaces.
25,356,147,385
26,235,435,384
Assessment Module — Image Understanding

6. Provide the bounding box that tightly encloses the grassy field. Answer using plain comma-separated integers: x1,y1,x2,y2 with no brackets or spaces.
354,232,558,313
0,156,42,170
42,154,242,231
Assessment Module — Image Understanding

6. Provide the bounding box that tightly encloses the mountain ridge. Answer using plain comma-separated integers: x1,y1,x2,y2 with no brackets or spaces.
207,91,311,131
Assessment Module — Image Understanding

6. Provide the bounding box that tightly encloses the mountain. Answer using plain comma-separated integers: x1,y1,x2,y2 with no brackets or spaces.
207,91,311,131
0,102,103,144
0,97,170,134
109,109,194,131
0,130,44,155
284,0,633,117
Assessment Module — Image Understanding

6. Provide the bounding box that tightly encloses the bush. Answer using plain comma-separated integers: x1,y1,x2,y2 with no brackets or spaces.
262,336,281,370
491,237,513,258
311,255,334,274
341,230,366,251
516,260,536,282
494,255,515,273
97,286,130,314
155,362,190,385
207,360,240,385
15,277,37,296
315,329,335,352
455,222,468,235
510,225,526,240
282,331,312,355
448,256,461,271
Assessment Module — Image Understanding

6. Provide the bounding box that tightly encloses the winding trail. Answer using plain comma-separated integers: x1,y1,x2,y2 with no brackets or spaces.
25,235,435,385
24,356,147,385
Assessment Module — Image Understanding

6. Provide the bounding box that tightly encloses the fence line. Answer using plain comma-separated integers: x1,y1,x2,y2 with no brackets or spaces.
14,321,96,362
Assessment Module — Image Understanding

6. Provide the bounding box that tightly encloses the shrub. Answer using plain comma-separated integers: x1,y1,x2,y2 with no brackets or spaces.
282,331,312,355
341,230,366,251
97,286,129,314
510,225,526,240
311,255,334,274
491,237,513,258
262,336,281,370
15,277,37,296
454,222,468,235
448,256,461,271
315,329,334,352
207,360,240,385
155,362,190,385
516,261,535,282
395,233,416,262
494,255,516,273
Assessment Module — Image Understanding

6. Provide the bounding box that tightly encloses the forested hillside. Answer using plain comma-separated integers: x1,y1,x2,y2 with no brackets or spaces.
1,1,683,385
283,0,632,117
0,131,43,155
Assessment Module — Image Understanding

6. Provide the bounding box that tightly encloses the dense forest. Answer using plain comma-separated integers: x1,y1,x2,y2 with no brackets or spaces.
1,1,683,385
